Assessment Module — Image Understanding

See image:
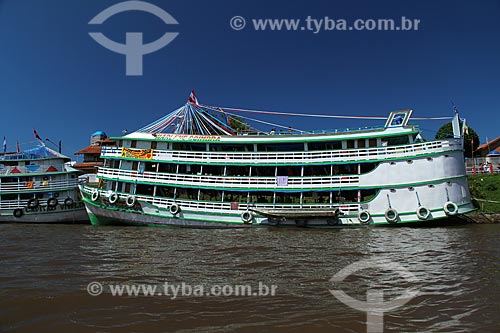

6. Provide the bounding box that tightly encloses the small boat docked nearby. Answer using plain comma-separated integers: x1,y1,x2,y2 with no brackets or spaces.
0,144,89,223
80,91,476,228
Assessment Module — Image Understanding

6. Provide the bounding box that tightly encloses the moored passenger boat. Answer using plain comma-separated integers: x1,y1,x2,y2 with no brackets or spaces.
80,92,475,227
0,143,89,223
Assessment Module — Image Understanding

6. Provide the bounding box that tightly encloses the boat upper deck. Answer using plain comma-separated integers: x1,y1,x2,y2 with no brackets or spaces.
112,124,418,144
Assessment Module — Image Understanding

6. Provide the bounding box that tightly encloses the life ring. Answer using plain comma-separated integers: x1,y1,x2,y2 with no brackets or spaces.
27,198,39,209
443,201,458,216
385,208,399,223
416,206,431,220
13,208,23,218
358,210,371,224
47,198,58,207
126,195,136,207
64,197,74,206
108,192,119,204
91,190,99,202
241,211,254,224
169,203,181,215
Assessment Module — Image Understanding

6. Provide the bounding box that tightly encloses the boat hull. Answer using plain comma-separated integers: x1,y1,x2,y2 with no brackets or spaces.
0,202,89,223
81,190,476,228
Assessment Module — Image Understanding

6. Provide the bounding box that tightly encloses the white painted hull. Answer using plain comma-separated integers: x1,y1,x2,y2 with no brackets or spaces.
0,202,89,223
82,183,476,228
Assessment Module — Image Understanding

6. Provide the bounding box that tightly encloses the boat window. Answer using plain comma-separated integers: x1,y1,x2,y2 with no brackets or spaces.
248,192,274,204
252,166,276,177
275,192,301,204
308,141,342,151
360,189,378,202
172,143,206,151
369,138,377,147
132,161,138,171
199,189,222,201
130,141,137,148
226,166,250,176
203,165,225,176
359,162,378,174
144,162,158,172
1,194,17,201
303,165,331,177
20,193,33,200
175,188,198,200
158,163,177,173
135,184,154,196
358,139,366,148
333,190,358,203
178,164,202,175
332,164,358,175
223,191,247,203
302,191,330,204
386,135,409,146
277,166,301,177
151,141,157,149
209,144,253,152
346,140,355,149
1,177,18,183
156,185,174,198
257,143,304,152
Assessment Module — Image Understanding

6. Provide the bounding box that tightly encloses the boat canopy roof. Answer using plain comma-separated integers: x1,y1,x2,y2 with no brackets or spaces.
0,146,70,162
137,92,237,136
114,91,454,143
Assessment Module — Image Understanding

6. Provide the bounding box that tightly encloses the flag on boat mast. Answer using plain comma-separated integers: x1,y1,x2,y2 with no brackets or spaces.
451,112,461,139
3,137,6,153
33,128,45,146
187,89,199,106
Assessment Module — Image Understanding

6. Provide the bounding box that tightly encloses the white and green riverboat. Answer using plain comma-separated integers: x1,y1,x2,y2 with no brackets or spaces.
80,92,475,228
0,145,88,223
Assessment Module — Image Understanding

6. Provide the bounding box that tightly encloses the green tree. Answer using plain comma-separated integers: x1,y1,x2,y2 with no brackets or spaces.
435,122,479,158
229,116,250,132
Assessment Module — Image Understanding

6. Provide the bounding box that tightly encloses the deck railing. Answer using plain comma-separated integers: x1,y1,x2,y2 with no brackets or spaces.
82,186,361,214
0,179,79,192
0,196,79,210
101,140,459,165
98,167,360,189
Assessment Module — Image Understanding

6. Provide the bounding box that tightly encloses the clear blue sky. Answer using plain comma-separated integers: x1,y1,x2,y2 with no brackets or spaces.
0,0,499,158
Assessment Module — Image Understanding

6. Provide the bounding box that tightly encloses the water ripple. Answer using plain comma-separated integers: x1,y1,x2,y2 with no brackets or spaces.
0,224,499,332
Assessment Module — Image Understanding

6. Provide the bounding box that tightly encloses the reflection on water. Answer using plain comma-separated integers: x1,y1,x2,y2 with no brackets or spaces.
1,224,499,332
